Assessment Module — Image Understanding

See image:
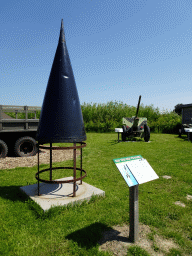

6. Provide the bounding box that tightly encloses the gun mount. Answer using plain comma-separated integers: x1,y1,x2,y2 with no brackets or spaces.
121,96,150,142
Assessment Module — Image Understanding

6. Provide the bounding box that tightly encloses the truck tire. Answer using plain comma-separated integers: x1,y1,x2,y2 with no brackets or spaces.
0,140,8,158
190,133,192,142
14,136,37,157
144,124,150,142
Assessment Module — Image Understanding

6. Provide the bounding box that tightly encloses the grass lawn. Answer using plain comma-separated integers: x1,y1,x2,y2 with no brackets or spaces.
0,133,192,255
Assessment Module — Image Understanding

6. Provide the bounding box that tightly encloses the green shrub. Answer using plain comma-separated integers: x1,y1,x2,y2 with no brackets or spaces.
156,111,181,133
81,101,182,134
5,102,182,134
6,110,41,119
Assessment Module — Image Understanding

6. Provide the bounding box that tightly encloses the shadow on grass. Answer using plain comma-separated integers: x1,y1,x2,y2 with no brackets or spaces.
66,222,133,250
107,139,119,145
0,185,29,202
0,185,52,218
107,137,145,145
176,134,192,142
66,222,110,249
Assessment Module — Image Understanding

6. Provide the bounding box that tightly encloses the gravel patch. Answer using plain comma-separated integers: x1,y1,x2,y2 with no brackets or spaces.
0,150,80,170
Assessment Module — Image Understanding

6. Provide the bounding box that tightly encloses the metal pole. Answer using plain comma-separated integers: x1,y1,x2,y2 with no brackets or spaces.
0,105,2,131
24,106,28,130
129,185,139,242
80,143,82,185
37,144,40,196
50,142,52,181
73,143,76,197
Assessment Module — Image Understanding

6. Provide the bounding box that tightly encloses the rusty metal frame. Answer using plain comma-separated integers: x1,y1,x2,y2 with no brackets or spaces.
36,142,86,197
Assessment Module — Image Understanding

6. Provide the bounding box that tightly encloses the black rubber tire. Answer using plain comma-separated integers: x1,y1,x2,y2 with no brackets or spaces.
0,140,8,158
144,124,150,142
121,125,127,141
121,132,126,142
14,136,37,157
190,133,192,142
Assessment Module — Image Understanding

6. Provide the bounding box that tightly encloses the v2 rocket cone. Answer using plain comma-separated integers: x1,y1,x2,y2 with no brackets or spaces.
36,19,86,144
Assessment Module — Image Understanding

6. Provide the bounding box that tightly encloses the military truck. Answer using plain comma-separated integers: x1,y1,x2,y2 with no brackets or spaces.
178,103,192,141
121,96,150,142
0,105,41,158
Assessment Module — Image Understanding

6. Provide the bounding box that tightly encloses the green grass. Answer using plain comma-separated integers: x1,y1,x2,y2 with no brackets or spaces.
127,246,150,256
0,133,192,255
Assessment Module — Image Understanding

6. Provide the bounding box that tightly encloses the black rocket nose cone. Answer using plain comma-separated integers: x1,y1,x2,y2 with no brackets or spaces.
36,19,86,144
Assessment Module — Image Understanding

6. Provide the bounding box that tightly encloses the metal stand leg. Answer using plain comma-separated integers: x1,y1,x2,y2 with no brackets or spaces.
37,144,40,196
129,185,139,242
73,143,76,197
50,142,52,181
80,144,83,185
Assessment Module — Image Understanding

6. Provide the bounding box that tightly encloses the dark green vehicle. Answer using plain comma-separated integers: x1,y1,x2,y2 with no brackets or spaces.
121,96,150,142
0,105,41,158
178,103,192,141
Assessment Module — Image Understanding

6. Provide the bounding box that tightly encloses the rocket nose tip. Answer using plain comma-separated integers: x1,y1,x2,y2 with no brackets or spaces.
61,19,65,32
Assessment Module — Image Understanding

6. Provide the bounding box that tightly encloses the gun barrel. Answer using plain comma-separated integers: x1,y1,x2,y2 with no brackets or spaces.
135,95,141,118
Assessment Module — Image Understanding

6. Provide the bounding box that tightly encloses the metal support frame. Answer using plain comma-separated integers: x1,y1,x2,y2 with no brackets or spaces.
73,143,76,197
36,142,86,197
80,146,83,185
24,106,28,130
50,142,52,181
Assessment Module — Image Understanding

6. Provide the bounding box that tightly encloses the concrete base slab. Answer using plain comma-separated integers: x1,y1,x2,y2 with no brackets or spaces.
20,177,105,211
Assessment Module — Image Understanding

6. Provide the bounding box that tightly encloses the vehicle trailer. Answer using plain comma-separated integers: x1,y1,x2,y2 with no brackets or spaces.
0,105,41,158
179,103,192,141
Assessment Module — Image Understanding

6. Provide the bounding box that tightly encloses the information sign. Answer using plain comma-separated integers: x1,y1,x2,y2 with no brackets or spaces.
113,155,159,187
113,155,159,242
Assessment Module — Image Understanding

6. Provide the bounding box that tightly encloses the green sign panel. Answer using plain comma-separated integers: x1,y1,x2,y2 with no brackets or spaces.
113,155,159,187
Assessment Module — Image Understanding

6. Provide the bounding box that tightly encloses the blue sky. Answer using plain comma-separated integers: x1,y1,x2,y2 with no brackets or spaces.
1,0,192,112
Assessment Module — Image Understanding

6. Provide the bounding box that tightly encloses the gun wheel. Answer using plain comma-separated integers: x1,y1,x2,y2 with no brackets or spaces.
121,125,127,141
144,124,150,142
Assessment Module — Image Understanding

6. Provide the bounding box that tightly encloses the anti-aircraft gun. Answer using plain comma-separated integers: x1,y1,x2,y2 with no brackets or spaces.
121,95,150,142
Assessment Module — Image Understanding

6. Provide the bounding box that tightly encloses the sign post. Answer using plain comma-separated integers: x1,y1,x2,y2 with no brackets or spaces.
113,155,159,243
129,184,139,242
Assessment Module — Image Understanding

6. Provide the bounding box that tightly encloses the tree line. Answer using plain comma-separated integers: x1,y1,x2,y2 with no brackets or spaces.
6,101,182,134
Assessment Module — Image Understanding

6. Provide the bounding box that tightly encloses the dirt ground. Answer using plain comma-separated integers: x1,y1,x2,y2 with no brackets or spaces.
99,224,180,256
0,149,79,170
